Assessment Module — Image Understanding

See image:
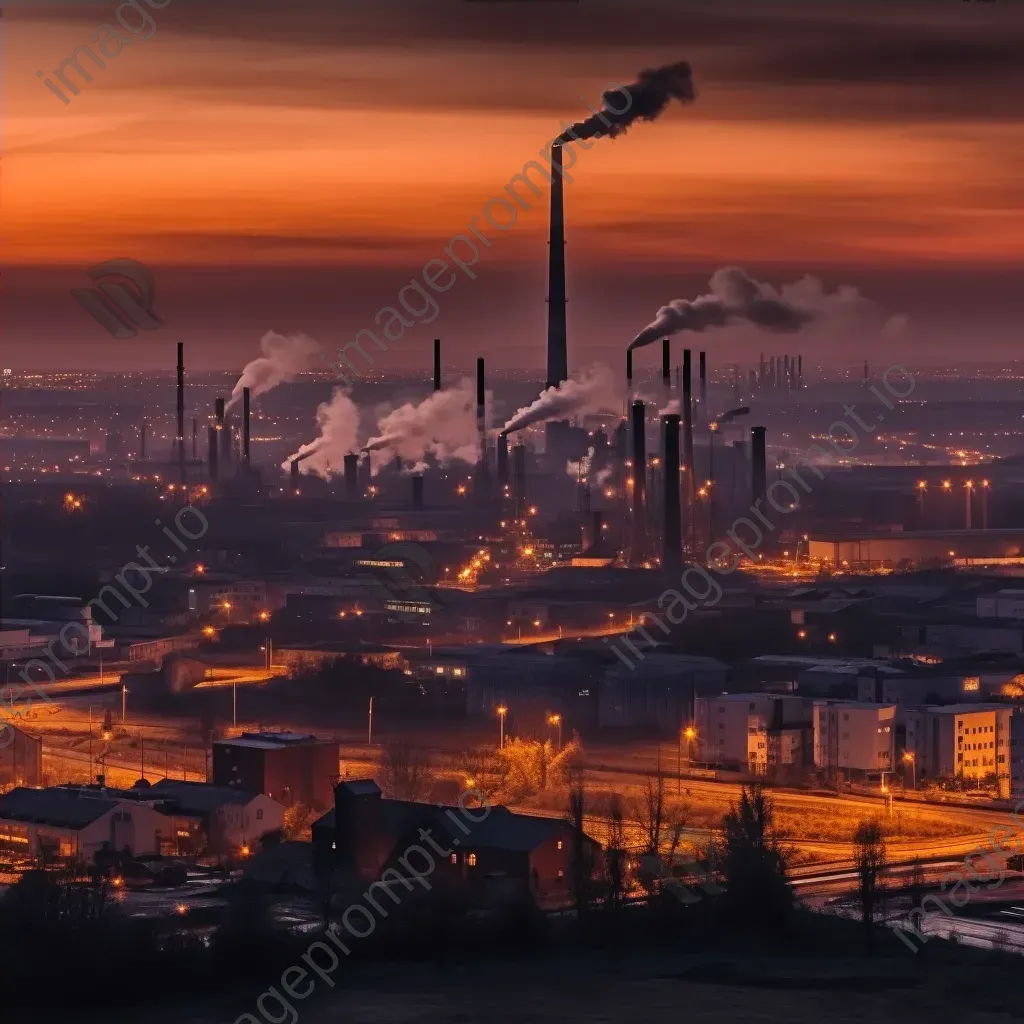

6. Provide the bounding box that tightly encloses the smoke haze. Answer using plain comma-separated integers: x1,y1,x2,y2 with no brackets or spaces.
229,331,324,409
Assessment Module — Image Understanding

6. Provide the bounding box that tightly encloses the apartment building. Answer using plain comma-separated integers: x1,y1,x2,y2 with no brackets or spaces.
813,701,897,778
694,693,808,769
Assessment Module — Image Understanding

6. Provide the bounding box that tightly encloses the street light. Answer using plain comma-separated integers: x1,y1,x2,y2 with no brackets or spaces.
678,725,696,793
497,705,507,749
902,750,916,791
548,713,562,749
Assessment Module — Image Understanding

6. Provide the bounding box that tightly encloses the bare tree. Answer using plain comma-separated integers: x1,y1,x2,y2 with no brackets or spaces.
379,741,435,801
630,768,687,893
605,794,628,910
853,817,887,944
565,765,593,915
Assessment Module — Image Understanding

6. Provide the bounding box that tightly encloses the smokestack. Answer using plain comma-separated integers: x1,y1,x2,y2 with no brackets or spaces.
476,357,485,420
140,421,147,460
583,510,603,552
215,396,225,465
546,144,568,389
176,342,185,481
798,354,803,389
699,351,707,419
512,443,527,519
344,453,359,499
242,387,251,470
662,413,682,574
411,473,424,510
207,426,218,482
626,349,633,393
496,433,509,488
751,425,767,509
191,418,197,462
290,458,300,488
433,338,442,392
682,350,695,555
630,400,647,565
662,338,671,391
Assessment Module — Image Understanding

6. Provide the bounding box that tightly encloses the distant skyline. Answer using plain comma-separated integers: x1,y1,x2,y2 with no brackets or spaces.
3,0,1024,372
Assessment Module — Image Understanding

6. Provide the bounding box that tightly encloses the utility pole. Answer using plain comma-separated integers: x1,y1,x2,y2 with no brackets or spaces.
233,681,237,729
183,745,188,781
88,706,93,782
367,696,374,745
121,684,127,724
141,737,145,782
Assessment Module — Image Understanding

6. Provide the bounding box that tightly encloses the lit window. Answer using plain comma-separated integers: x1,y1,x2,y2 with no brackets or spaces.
556,840,563,850
557,869,564,878
467,853,477,867
436,667,444,675
450,853,457,864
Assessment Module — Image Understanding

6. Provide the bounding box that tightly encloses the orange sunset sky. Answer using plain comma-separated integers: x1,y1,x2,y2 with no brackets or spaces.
3,0,1024,372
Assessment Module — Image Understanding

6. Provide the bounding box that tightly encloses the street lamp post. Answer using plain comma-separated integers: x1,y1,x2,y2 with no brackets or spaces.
548,713,562,749
367,696,374,745
497,704,507,749
964,480,974,530
121,684,127,724
903,750,916,791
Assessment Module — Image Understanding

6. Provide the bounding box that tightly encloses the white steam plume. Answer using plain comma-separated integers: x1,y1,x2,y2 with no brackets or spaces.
365,379,482,466
502,365,619,435
281,388,359,479
567,447,595,481
228,331,324,409
629,267,902,351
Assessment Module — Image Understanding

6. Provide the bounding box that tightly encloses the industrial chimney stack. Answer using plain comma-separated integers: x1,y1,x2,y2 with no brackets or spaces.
682,350,695,555
662,413,682,574
242,387,251,471
433,338,442,392
546,145,568,389
751,426,767,510
411,473,425,510
176,342,185,482
662,338,671,393
343,453,359,499
207,426,218,482
630,400,647,565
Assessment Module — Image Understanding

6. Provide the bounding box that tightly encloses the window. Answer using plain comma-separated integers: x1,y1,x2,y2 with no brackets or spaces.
467,853,477,867
256,809,263,821
450,853,457,864
556,840,563,850
557,869,564,879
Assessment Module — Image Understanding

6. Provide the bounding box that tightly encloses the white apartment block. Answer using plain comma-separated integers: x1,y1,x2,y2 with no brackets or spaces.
695,694,808,768
813,701,896,776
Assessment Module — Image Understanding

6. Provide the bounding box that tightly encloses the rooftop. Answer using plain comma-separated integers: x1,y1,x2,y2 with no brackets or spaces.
0,787,119,829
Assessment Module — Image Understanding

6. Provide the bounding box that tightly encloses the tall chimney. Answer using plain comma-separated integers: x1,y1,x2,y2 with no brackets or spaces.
242,387,251,470
207,426,218,482
630,400,647,565
290,458,300,488
191,418,197,462
215,397,225,462
546,144,568,389
411,473,424,510
797,354,803,390
699,351,707,418
176,342,185,481
433,338,442,392
682,350,695,554
496,433,509,488
512,443,527,519
662,414,682,574
662,338,671,392
476,357,488,500
344,453,359,499
626,349,633,391
140,421,147,460
751,425,767,509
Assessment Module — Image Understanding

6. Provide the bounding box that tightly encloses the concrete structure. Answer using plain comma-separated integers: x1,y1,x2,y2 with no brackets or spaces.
695,693,808,768
213,731,339,809
808,530,1024,569
0,787,167,862
813,701,897,777
977,590,1024,621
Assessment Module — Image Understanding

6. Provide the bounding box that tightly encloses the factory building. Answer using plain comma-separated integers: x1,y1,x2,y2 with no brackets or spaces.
213,731,339,809
812,701,897,778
